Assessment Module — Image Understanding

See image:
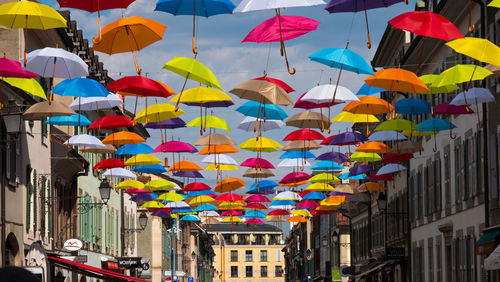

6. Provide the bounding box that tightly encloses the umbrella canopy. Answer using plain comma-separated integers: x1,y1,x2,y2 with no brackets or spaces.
180,215,200,221
311,161,344,171
355,141,392,153
153,141,197,153
388,11,463,41
357,83,385,95
102,168,137,179
87,115,133,131
182,182,211,192
23,47,88,79
106,76,175,97
245,195,271,203
238,117,284,132
216,193,244,202
358,182,386,192
287,215,307,223
116,143,154,155
236,101,288,120
283,140,322,151
301,84,359,104
305,183,335,192
221,210,244,217
316,151,349,163
0,58,37,78
350,152,381,162
328,131,366,145
189,195,215,205
433,102,474,115
294,91,340,109
309,48,374,75
173,171,204,178
419,74,459,94
53,78,109,98
242,15,320,43
131,193,158,202
116,180,144,190
333,111,379,123
382,153,414,163
450,88,495,106
368,131,407,142
186,115,230,133
377,164,407,175
2,77,46,100
64,134,105,148
281,150,315,159
235,0,324,12
93,158,124,170
46,114,91,126
374,119,419,132
244,210,266,218
145,180,176,191
81,144,116,154
280,172,311,184
309,173,340,184
394,98,432,115
248,180,277,191
102,131,146,145
169,87,232,105
283,129,325,141
221,216,244,223
69,94,123,111
169,161,202,172
433,64,493,87
417,118,456,132
161,56,222,89
446,37,500,67
343,96,394,115
286,111,331,130
244,202,268,210
240,158,275,169
144,118,186,129
275,191,302,201
253,76,294,93
296,200,319,209
369,174,394,181
240,137,282,152
134,104,184,124
242,168,275,178
194,204,218,212
278,159,311,168
132,165,168,174
194,133,236,146
348,164,371,177
214,178,245,193
22,100,76,120
291,209,313,217
364,68,429,93
125,154,162,166
230,79,293,106
198,144,239,155
202,154,238,165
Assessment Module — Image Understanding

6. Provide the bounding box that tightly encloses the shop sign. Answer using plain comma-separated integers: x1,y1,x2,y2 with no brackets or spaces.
63,239,82,252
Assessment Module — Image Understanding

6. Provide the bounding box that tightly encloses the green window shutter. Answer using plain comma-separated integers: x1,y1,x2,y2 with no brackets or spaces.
47,180,51,237
41,177,46,234
115,211,119,252
90,202,95,244
41,117,47,137
33,170,37,231
97,207,102,246
26,166,31,231
111,212,114,251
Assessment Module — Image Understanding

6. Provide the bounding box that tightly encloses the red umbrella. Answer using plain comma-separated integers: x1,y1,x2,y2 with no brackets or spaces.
182,182,211,191
87,115,133,131
294,92,341,110
245,195,271,203
381,153,414,163
369,174,394,181
268,209,291,216
388,11,463,41
320,135,337,145
433,102,474,115
106,76,175,98
311,210,329,215
93,158,124,170
242,15,320,75
252,76,294,93
240,158,275,169
153,141,197,153
244,202,268,210
216,193,244,202
283,129,325,141
299,190,315,197
221,210,244,216
279,172,311,184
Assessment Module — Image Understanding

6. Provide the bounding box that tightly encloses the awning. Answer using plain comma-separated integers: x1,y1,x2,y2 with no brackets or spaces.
475,229,500,255
48,256,149,282
485,244,500,270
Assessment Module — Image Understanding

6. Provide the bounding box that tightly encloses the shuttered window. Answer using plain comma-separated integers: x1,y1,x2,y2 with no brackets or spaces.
454,138,462,203
434,156,442,212
26,166,32,231
33,170,37,231
41,177,46,235
444,146,451,210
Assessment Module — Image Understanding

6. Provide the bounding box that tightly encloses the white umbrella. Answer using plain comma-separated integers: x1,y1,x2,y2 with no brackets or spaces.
376,164,407,175
202,154,238,165
165,201,190,209
64,134,105,148
274,191,302,201
269,205,295,210
368,131,407,142
234,0,325,13
70,93,123,111
278,159,311,167
102,168,137,179
301,84,359,104
198,211,220,217
23,47,88,79
237,117,284,132
450,87,495,106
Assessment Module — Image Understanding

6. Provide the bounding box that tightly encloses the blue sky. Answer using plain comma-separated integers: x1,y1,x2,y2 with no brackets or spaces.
41,0,417,186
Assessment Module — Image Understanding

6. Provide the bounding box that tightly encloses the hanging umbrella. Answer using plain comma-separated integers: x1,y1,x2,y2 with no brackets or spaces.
132,165,168,174
93,158,124,170
433,102,474,115
280,172,311,184
187,190,214,198
343,96,394,115
294,91,340,110
417,118,456,150
198,144,238,155
186,115,230,133
236,101,289,122
446,37,500,67
432,64,493,88
316,151,349,164
302,192,327,200
106,76,175,98
374,119,419,132
348,164,371,177
287,216,307,223
102,131,146,145
214,178,245,193
169,161,202,172
240,137,282,152
182,182,211,192
394,98,431,115
46,114,91,126
194,133,236,146
241,158,275,169
245,195,271,203
125,154,162,166
275,191,302,201
355,141,392,153
242,168,275,178
230,80,293,106
221,216,244,223
221,210,244,217
291,209,313,217
301,84,359,105
376,164,407,175
238,117,284,132
283,129,325,141
286,111,332,130
357,83,385,95
242,15,320,74
305,183,335,192
81,144,116,154
358,182,386,192
155,0,234,54
153,140,197,153
216,193,244,202
54,78,109,98
189,195,215,205
278,159,311,168
328,131,366,145
169,87,232,106
389,11,463,41
194,204,218,212
309,173,340,184
116,143,154,155
333,111,379,123
296,200,319,209
235,0,324,12
325,0,405,48
309,48,374,75
350,152,381,162
132,193,159,202
369,174,394,181
145,180,176,191
244,202,268,210
0,58,37,78
144,118,186,129
450,88,495,106
165,201,191,209
252,76,295,93
69,93,123,111
281,150,315,160
116,180,144,190
173,171,204,178
283,140,322,151
311,161,344,171
382,153,414,163
202,154,238,166
368,131,407,142
364,68,429,93
2,77,45,101
419,74,459,94
244,210,266,218
102,168,137,179
87,115,133,131
134,104,184,124
64,134,105,148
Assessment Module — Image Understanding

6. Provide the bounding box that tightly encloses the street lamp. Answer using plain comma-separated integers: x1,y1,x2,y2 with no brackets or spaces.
1,99,23,137
377,193,387,211
138,212,148,230
331,231,339,244
191,251,196,260
77,179,111,214
98,178,111,204
305,249,312,261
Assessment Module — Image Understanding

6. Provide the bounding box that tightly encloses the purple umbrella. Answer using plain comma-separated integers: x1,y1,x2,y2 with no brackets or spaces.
151,210,171,217
433,102,474,115
329,131,367,145
329,191,354,196
183,101,234,107
348,164,371,177
316,151,350,164
144,117,186,129
173,171,204,178
131,193,158,202
325,0,405,48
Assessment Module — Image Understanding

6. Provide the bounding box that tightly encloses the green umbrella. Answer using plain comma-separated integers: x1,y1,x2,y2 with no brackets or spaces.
419,74,459,94
374,119,419,132
350,152,381,162
433,64,493,87
2,77,46,100
186,115,230,133
309,173,340,184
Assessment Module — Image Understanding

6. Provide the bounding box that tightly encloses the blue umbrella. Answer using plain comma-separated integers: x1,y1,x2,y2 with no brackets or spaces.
247,187,275,194
339,172,367,180
311,161,344,171
53,78,109,97
244,210,266,218
271,200,296,206
151,211,171,217
171,208,194,214
329,131,367,145
131,193,158,202
357,83,385,95
131,164,167,174
376,164,406,175
309,48,374,75
236,101,288,120
180,215,200,221
46,114,91,126
194,204,218,212
248,180,277,194
303,192,327,200
280,150,315,159
187,190,214,198
348,164,371,177
316,151,349,164
417,118,457,150
368,131,407,142
395,98,431,115
116,143,154,155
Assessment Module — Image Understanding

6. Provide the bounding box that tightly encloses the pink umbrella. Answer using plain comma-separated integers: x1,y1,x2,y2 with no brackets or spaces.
0,58,37,78
294,91,341,110
279,172,311,185
296,200,320,209
245,195,271,203
244,218,264,224
268,209,291,216
240,158,275,169
216,193,244,202
433,102,474,115
242,15,320,75
221,210,244,217
153,140,198,153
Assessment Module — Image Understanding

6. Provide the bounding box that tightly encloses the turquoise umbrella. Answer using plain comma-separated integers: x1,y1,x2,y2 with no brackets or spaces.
46,114,90,126
236,101,288,120
357,83,385,95
311,161,344,171
194,203,217,212
309,48,374,75
244,210,266,218
417,118,457,151
180,214,200,221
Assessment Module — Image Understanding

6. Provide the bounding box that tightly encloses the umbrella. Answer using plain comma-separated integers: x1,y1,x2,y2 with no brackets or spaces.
0,1,67,63
0,58,37,78
46,114,91,126
368,131,407,142
374,119,419,132
343,96,394,115
283,140,322,151
198,144,238,155
253,76,294,93
132,193,158,202
242,168,275,178
364,68,429,93
357,83,385,95
125,154,162,166
283,129,325,141
244,202,268,210
106,76,175,98
235,0,324,12
81,144,116,154
433,64,493,88
243,14,320,74
154,140,197,153
419,74,459,94
279,172,311,184
102,168,137,179
145,180,176,191
64,134,105,148
194,204,218,212
221,210,244,217
316,151,349,163
240,137,282,152
87,115,133,131
216,193,244,202
358,182,386,192
268,208,292,215
394,98,431,115
296,200,319,209
295,91,341,110
238,117,284,132
132,165,168,174
248,183,276,195
158,192,186,202
230,80,293,106
173,171,204,178
102,131,146,146
278,159,311,168
214,178,245,193
382,153,414,163
169,87,232,106
302,191,327,200
350,152,381,162
376,164,407,175
446,37,500,68
93,16,166,74
309,173,340,184
93,158,124,170
287,216,307,223
165,201,190,209
236,101,288,124
328,131,366,145
305,183,334,192
134,104,185,125
369,174,394,181
286,111,332,130
417,118,457,150
311,161,344,171
151,211,171,217
433,102,474,115
53,78,109,98
291,209,313,217
189,195,215,205
391,141,423,154
240,158,275,169
221,216,244,223
355,141,392,154
202,154,237,165
333,111,379,123
194,133,236,146
144,118,186,129
116,180,144,190
348,165,371,177
2,77,46,101
186,115,230,134
169,161,202,172
325,0,404,48
245,195,271,203
188,190,214,198
281,150,315,159
155,0,234,54
141,201,165,208
309,48,374,75
116,143,154,155
69,94,123,111
450,88,495,106
301,84,359,105
244,210,266,218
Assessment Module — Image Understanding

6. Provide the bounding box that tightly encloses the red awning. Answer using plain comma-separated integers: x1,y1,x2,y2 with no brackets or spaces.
48,256,150,282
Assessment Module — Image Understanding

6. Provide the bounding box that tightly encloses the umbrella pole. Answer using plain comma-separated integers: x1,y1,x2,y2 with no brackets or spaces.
175,73,191,112
254,97,263,134
433,134,437,152
363,0,372,49
199,104,203,135
131,51,141,75
23,20,28,67
475,97,482,128
464,62,478,111
133,95,139,116
192,0,198,55
276,9,296,75
49,57,57,104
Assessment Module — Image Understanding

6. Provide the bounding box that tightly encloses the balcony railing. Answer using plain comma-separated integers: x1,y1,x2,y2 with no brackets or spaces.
252,239,266,245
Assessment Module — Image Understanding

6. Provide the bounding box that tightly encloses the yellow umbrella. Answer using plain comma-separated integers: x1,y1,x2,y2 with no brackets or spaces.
433,64,493,87
134,103,185,124
332,111,379,123
141,201,164,208
446,37,500,67
419,74,459,94
189,195,215,205
309,173,340,184
489,0,500,7
169,87,232,104
350,152,381,162
401,130,438,137
157,191,185,202
2,78,46,100
291,209,312,217
145,179,176,191
125,154,162,166
186,115,230,133
218,201,244,210
115,180,144,190
205,164,239,171
305,183,335,192
239,137,282,152
222,216,244,223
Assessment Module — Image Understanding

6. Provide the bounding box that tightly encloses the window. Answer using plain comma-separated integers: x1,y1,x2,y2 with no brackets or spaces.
230,266,238,278
275,250,282,262
223,234,232,245
260,266,268,277
275,266,283,277
230,250,238,262
444,146,451,210
245,266,253,277
26,165,32,231
428,238,434,282
260,250,267,262
245,250,253,262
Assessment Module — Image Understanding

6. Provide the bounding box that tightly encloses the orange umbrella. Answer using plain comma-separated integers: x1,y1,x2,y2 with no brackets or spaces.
198,144,239,155
92,16,166,75
364,68,429,93
214,178,245,193
343,96,394,115
278,180,309,187
168,161,202,172
287,215,307,223
316,205,338,211
322,195,347,205
102,131,145,145
358,182,386,192
355,141,392,154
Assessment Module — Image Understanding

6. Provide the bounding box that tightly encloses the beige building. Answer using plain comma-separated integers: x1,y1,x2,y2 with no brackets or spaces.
208,223,285,282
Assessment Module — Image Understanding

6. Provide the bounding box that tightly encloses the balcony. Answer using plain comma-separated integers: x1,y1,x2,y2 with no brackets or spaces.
252,239,266,245
236,240,250,245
